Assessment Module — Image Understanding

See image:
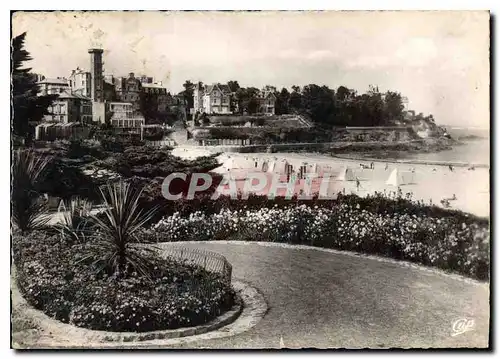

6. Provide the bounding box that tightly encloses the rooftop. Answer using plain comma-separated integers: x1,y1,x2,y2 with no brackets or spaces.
142,82,166,89
108,101,133,106
205,83,232,95
57,90,91,100
36,122,85,128
38,78,69,85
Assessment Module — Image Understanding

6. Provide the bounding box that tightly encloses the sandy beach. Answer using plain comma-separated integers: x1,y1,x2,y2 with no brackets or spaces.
172,147,490,218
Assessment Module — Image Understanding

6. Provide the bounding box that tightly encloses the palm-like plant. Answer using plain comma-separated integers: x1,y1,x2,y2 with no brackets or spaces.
56,197,94,243
11,149,50,232
76,181,159,279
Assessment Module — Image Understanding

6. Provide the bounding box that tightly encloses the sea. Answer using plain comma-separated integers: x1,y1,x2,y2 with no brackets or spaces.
406,138,490,166
405,127,490,166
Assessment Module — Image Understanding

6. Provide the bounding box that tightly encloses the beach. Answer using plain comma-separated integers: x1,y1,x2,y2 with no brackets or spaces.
172,146,490,218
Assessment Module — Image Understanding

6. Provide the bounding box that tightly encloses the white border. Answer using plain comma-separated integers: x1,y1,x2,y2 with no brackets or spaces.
2,2,496,358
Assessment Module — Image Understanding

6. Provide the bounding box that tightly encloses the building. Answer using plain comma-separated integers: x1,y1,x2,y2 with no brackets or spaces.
193,83,232,114
402,96,409,111
69,67,91,98
257,86,277,115
88,48,106,123
107,102,133,119
38,77,70,95
88,48,104,102
35,122,90,141
104,74,115,84
114,73,142,112
42,91,92,124
110,115,145,131
33,73,46,82
139,75,154,84
141,82,170,113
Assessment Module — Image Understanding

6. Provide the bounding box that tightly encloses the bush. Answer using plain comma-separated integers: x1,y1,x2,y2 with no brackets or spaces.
11,149,50,232
151,197,490,280
13,232,235,332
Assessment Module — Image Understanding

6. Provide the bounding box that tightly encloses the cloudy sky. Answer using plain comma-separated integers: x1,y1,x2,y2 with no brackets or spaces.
12,11,489,128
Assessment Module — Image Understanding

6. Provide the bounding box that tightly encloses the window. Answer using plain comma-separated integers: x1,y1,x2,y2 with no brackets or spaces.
82,80,84,85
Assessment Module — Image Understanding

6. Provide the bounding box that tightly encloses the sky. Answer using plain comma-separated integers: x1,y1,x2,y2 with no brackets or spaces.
12,11,490,128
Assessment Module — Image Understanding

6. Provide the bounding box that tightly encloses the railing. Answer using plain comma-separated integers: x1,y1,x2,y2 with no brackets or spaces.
158,245,233,284
145,140,177,147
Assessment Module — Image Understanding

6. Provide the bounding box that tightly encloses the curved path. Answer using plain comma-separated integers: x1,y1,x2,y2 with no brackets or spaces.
156,241,489,349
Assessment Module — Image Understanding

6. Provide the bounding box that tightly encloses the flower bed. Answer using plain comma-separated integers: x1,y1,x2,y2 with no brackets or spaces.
149,200,490,280
12,231,235,332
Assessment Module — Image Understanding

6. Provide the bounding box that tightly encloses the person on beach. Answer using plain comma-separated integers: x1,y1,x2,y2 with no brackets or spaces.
449,165,454,172
385,163,388,171
356,177,361,191
370,162,374,170
433,168,437,172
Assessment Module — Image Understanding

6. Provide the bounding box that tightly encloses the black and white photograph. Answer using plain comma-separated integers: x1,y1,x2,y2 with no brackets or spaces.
9,10,490,350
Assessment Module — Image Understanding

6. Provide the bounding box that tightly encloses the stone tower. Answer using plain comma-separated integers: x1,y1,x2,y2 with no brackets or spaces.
88,48,104,102
88,48,105,123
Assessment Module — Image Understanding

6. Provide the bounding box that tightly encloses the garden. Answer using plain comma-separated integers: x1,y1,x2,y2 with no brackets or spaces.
11,142,490,335
143,189,489,281
11,148,234,333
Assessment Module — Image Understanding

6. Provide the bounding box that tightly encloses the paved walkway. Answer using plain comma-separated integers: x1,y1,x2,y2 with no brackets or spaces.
156,241,489,349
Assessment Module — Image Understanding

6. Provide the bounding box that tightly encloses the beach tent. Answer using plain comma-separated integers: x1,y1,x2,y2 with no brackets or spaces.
240,158,256,169
226,157,254,170
386,169,416,186
337,167,356,181
271,160,292,174
222,157,235,170
306,163,319,174
266,161,277,173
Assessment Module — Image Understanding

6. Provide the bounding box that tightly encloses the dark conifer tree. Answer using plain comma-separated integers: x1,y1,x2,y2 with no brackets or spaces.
12,32,58,144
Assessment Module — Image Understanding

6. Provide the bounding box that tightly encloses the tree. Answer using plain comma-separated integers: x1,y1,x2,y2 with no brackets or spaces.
12,32,58,143
289,86,302,111
227,80,240,92
247,97,259,115
383,91,404,125
182,80,195,110
139,91,158,123
275,88,290,115
301,85,335,125
235,87,259,114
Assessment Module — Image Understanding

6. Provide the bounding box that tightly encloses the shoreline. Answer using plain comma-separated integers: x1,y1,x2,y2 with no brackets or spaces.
172,142,489,169
329,154,489,168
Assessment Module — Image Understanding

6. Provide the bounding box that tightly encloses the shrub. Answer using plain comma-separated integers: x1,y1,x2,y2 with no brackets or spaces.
76,181,160,279
152,201,490,280
11,149,50,232
13,232,235,332
54,197,94,243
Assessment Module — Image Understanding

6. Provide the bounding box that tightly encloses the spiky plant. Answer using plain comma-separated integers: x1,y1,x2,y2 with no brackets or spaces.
11,149,50,232
56,197,94,243
76,181,159,279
